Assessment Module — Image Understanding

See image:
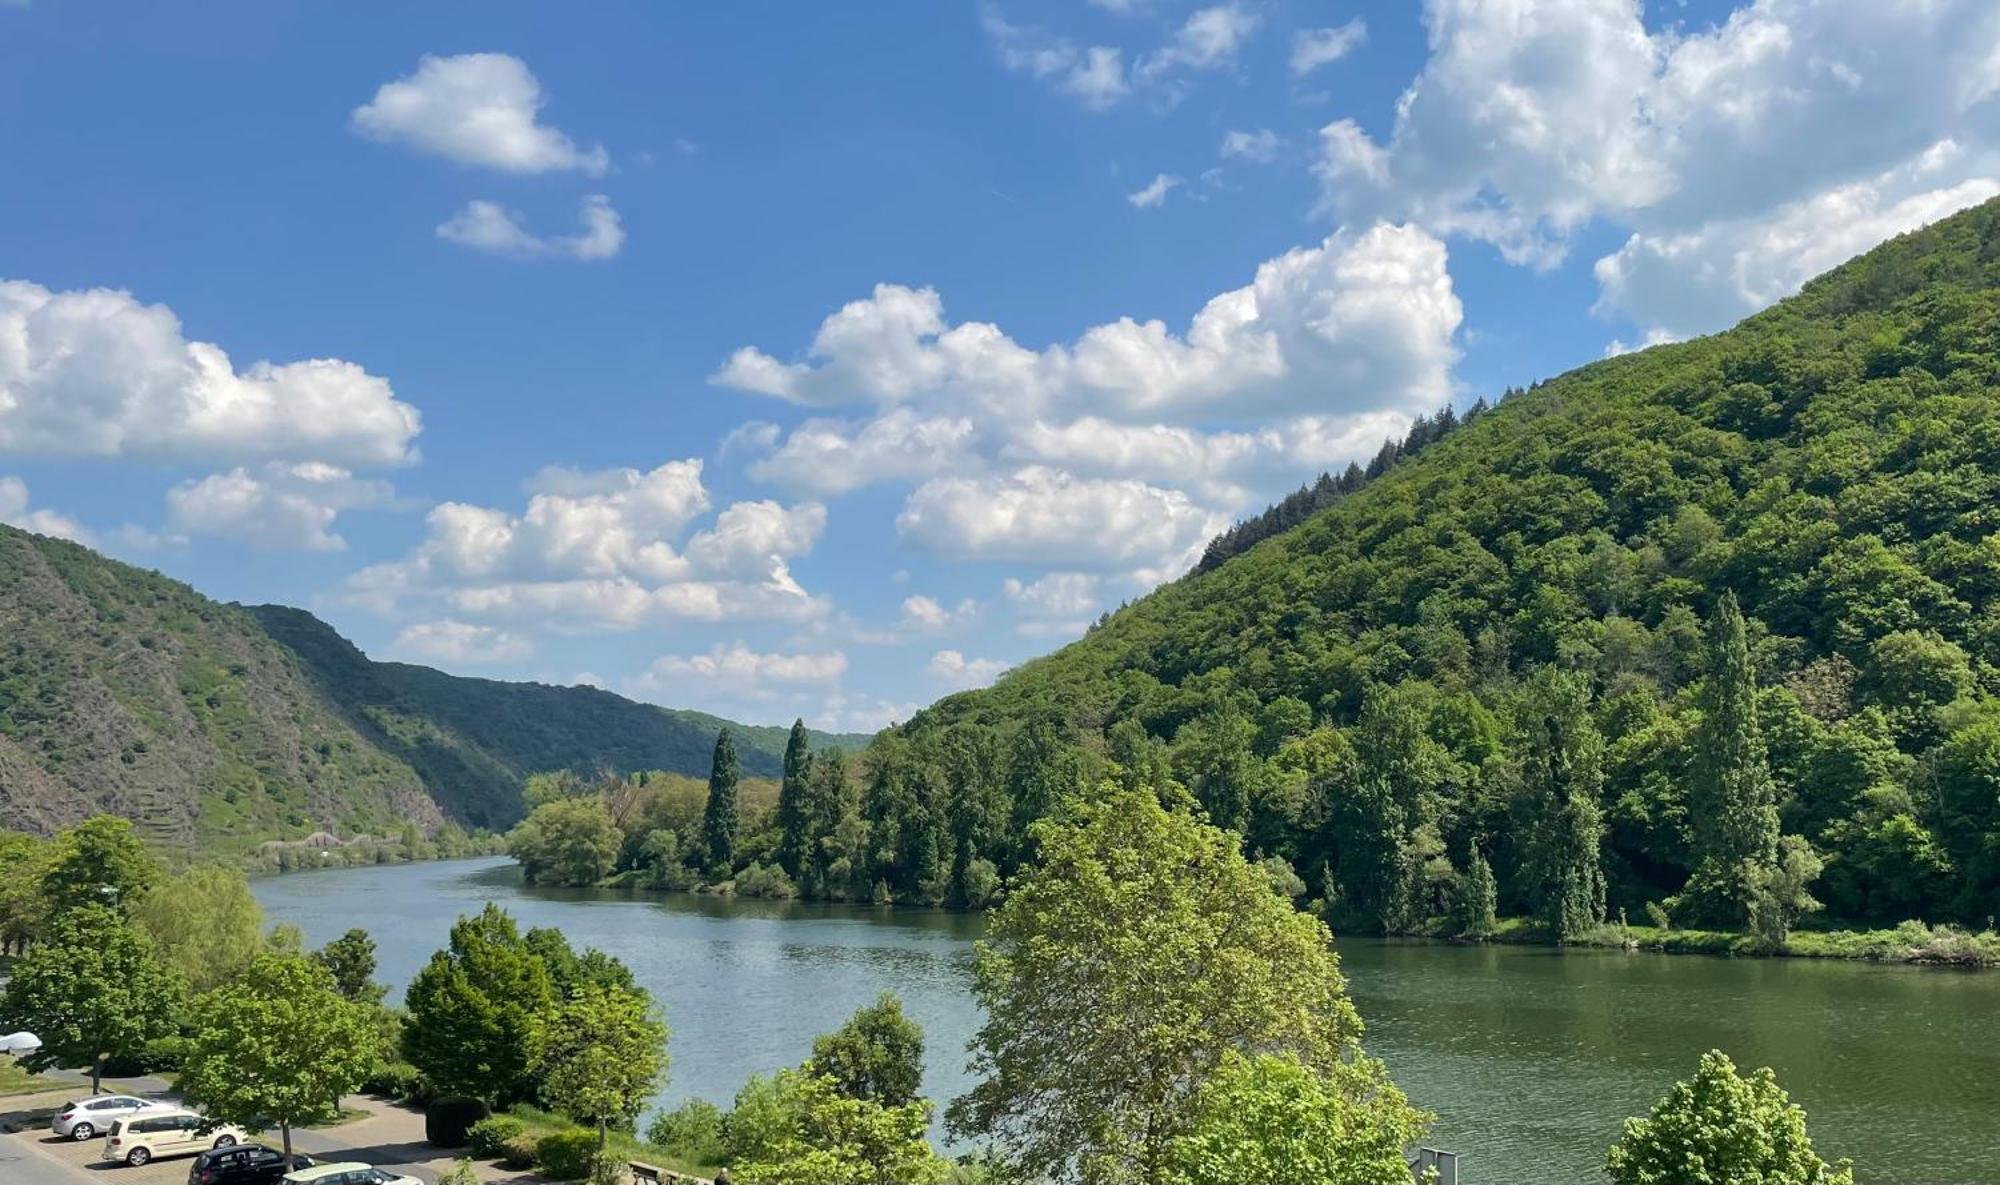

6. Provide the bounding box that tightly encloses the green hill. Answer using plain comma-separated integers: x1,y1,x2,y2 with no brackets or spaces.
853,197,2000,930
0,527,859,849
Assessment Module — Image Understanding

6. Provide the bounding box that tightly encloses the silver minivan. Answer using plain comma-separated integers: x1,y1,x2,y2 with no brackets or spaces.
103,1107,246,1166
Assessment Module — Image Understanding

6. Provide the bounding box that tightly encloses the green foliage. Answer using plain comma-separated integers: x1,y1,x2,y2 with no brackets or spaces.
646,1099,726,1166
735,1072,950,1185
403,904,555,1104
0,903,186,1088
1518,668,1608,941
1456,843,1498,939
732,862,798,899
509,797,623,887
426,1097,493,1148
534,1127,602,1180
41,816,157,913
436,1160,482,1185
313,928,385,1004
704,730,741,875
806,992,925,1107
532,982,670,1141
1166,1051,1432,1185
468,1116,528,1158
948,783,1370,1185
129,863,264,992
1607,1051,1854,1185
178,951,383,1157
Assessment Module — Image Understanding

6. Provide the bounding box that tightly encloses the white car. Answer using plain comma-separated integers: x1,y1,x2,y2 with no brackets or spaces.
103,1107,247,1167
50,1094,152,1140
282,1163,423,1185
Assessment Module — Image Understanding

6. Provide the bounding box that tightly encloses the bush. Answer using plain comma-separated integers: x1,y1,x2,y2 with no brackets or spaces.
534,1129,600,1180
425,1096,492,1148
138,1034,191,1073
499,1134,541,1170
437,1161,480,1185
646,1098,725,1164
467,1116,527,1159
363,1061,434,1104
733,862,798,899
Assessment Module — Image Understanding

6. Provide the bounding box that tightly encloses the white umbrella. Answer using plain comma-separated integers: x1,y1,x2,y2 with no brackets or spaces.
0,1031,42,1054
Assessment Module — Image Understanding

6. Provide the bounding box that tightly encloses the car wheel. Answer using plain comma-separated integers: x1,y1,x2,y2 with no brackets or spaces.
127,1147,151,1166
213,1134,237,1148
70,1123,95,1141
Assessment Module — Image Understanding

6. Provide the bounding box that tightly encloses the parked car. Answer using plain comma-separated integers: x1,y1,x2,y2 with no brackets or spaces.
281,1163,422,1185
51,1094,152,1140
104,1107,248,1167
189,1143,316,1185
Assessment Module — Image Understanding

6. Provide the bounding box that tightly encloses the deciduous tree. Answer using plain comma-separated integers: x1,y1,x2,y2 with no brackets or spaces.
1607,1050,1853,1185
0,904,185,1092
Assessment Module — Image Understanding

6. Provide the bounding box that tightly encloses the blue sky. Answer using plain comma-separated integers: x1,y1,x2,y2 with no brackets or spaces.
5,0,1999,730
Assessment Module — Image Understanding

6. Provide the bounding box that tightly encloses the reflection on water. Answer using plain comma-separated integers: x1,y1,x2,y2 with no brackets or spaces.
253,857,2000,1185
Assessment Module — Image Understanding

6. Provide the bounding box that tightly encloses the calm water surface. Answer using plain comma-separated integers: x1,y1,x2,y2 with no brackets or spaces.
253,857,2000,1185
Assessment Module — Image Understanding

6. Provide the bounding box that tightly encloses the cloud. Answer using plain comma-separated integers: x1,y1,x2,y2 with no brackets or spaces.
1136,4,1260,81
391,619,533,665
900,594,979,632
345,458,827,631
0,476,90,544
1595,145,2000,337
437,195,625,261
1128,173,1182,208
745,409,976,498
1315,0,2000,270
1291,20,1367,76
644,641,847,688
897,466,1226,573
983,9,1130,110
351,52,608,174
1002,571,1100,637
165,463,394,552
0,280,421,468
927,649,1012,691
1220,128,1281,163
714,223,1460,426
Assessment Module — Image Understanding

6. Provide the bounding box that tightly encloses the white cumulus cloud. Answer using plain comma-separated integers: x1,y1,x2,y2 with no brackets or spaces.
927,649,1012,691
0,476,89,544
1291,20,1367,76
0,280,421,468
391,620,533,665
165,463,393,552
352,52,608,175
897,466,1226,573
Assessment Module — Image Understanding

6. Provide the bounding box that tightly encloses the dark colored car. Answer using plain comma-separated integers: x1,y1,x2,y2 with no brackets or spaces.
188,1144,315,1185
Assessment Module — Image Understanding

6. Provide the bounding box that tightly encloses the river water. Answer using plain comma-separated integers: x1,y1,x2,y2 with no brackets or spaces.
252,856,2000,1185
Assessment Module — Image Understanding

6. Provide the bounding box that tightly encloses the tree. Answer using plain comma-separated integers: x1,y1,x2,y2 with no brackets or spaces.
508,797,622,888
1689,594,1781,923
736,1071,949,1185
704,729,741,876
1519,668,1607,942
1456,843,1498,939
0,904,185,1092
776,719,813,878
0,831,52,953
129,864,265,992
1166,1051,1431,1185
178,952,382,1159
526,926,637,996
40,816,157,914
533,983,669,1160
1748,836,1825,948
948,783,1381,1185
805,992,924,1107
402,905,555,1104
313,929,385,1004
1607,1050,1853,1185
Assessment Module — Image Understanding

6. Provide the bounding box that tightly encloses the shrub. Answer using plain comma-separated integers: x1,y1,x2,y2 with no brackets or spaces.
499,1134,541,1170
363,1061,434,1104
425,1096,492,1148
467,1116,527,1159
138,1034,191,1072
437,1160,480,1185
733,862,798,900
646,1098,726,1164
534,1129,600,1180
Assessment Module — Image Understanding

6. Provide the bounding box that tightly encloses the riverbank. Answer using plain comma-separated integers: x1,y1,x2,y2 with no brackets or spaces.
1486,916,2000,967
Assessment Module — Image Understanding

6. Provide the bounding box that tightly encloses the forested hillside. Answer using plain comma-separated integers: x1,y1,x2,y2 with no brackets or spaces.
748,197,2000,933
0,526,857,848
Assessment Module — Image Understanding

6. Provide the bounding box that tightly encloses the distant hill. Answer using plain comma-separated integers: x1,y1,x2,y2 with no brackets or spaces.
0,525,861,850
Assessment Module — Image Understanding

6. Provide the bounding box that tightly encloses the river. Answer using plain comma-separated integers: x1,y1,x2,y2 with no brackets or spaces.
252,856,2000,1185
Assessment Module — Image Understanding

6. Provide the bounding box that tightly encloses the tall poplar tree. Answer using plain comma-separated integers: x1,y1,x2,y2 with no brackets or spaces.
775,719,812,878
1690,593,1781,921
703,729,741,876
1520,668,1607,942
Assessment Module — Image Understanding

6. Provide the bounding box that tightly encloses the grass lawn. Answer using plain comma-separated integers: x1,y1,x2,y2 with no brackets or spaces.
0,1059,52,1096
